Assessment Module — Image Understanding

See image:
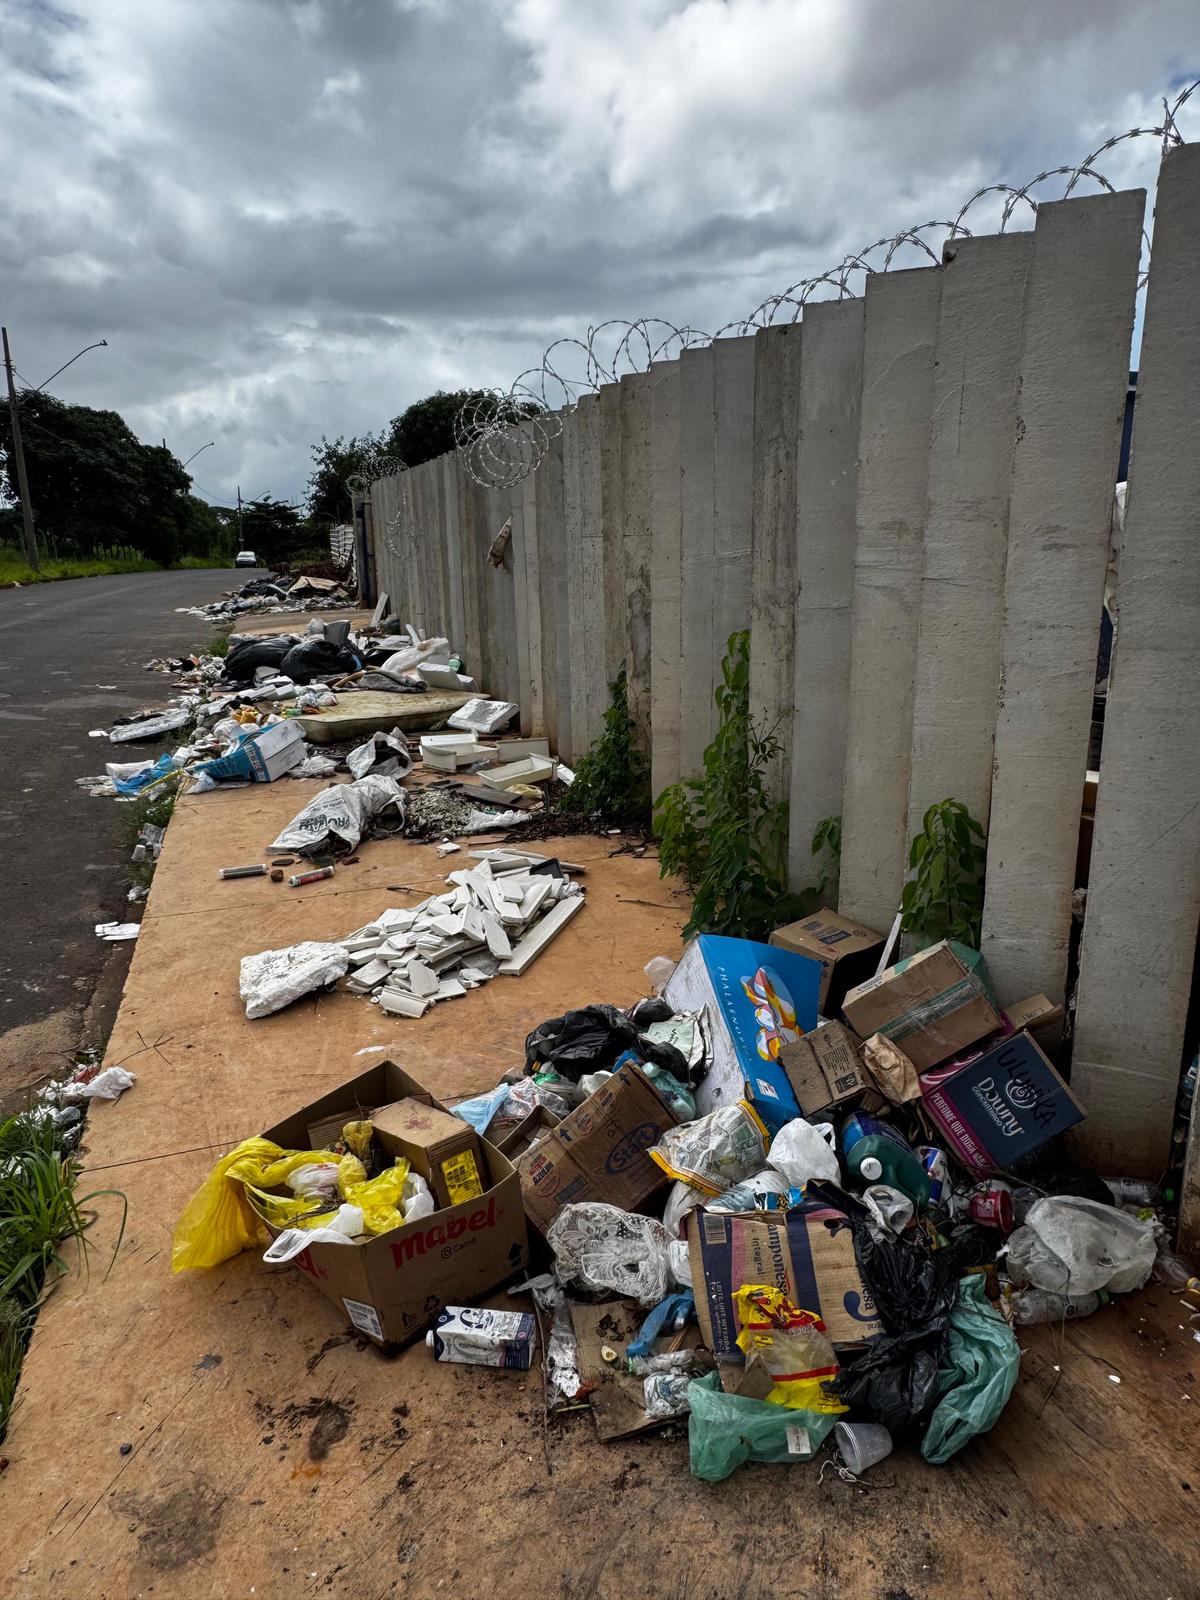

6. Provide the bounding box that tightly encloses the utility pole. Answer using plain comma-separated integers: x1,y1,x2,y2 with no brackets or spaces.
237,484,244,545
2,327,39,571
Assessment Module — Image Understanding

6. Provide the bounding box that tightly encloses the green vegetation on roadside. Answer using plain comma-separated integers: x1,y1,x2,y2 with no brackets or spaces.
0,1110,126,1440
0,544,159,587
559,666,651,829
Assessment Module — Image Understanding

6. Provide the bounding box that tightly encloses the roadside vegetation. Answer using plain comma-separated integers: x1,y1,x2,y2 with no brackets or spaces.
0,544,159,587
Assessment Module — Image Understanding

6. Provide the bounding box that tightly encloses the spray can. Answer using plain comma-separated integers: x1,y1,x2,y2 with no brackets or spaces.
289,866,335,887
425,1306,536,1369
842,1113,931,1207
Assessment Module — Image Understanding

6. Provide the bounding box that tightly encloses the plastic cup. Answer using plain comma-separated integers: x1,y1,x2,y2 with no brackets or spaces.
834,1420,893,1474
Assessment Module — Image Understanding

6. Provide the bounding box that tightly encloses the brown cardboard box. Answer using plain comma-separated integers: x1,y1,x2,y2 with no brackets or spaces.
495,1105,561,1161
262,1061,528,1346
516,1062,679,1232
372,1097,485,1209
769,908,886,1012
778,1022,868,1116
842,939,1001,1073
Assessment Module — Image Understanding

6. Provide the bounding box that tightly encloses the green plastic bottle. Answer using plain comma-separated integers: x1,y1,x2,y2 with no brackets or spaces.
841,1112,932,1207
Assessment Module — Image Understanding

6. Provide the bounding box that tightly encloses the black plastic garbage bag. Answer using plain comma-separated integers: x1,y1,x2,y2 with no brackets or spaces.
524,1004,691,1083
223,636,297,682
833,1326,946,1433
280,637,365,684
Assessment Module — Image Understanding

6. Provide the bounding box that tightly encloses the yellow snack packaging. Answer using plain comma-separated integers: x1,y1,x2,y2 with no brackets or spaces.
733,1284,847,1413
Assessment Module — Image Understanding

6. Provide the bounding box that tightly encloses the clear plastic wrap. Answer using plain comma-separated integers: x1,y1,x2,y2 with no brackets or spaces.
1004,1196,1157,1295
648,1102,768,1194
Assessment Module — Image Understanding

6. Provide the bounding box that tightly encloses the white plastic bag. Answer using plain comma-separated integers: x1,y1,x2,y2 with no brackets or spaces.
268,775,405,855
644,1373,692,1419
262,1204,364,1263
402,1172,435,1222
1005,1196,1157,1296
70,1066,137,1102
862,1184,914,1237
706,1167,793,1213
766,1118,840,1187
548,1203,674,1304
380,636,450,675
663,1179,706,1237
240,941,350,1019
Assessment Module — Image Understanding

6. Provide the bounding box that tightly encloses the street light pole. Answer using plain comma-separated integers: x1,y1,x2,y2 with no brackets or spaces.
1,326,39,571
181,441,215,470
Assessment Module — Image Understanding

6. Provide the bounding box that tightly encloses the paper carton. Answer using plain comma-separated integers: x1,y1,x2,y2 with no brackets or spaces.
262,1060,528,1346
778,1022,868,1116
687,1204,882,1357
515,1063,679,1232
495,1106,561,1160
769,908,886,1012
920,1031,1085,1170
372,1098,485,1209
842,940,1001,1072
197,719,305,783
664,935,823,1132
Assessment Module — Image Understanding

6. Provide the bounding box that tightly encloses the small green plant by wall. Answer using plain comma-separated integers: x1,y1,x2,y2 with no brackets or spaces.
558,666,651,829
900,798,987,948
655,630,806,941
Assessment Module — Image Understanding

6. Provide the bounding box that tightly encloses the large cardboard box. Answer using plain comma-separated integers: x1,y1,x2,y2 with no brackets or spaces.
515,1063,678,1232
198,718,305,782
769,908,885,1013
372,1097,485,1209
842,940,1001,1072
920,1030,1085,1170
664,934,823,1133
778,1022,869,1116
687,1204,883,1357
262,1061,528,1346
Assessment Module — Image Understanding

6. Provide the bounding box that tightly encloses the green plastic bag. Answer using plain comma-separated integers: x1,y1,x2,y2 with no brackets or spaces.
687,1371,835,1481
921,1274,1020,1464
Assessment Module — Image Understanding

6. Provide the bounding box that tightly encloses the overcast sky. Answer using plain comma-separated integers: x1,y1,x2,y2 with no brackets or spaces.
1,0,1196,509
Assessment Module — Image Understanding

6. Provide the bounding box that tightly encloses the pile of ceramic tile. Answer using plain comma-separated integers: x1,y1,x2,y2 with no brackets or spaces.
341,849,586,1019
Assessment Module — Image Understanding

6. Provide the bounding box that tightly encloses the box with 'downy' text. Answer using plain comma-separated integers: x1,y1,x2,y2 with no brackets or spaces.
261,1060,528,1347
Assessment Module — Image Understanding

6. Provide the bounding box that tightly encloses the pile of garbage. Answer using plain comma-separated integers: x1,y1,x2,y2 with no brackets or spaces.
174,909,1198,1481
175,572,355,624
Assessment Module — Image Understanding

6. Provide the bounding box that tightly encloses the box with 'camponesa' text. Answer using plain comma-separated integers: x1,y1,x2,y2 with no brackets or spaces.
261,1060,528,1347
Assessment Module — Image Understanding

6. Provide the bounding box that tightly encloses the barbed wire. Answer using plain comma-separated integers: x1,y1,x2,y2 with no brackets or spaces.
449,78,1197,488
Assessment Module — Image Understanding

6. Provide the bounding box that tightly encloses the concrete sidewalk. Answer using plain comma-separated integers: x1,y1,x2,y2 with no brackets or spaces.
2,781,1197,1599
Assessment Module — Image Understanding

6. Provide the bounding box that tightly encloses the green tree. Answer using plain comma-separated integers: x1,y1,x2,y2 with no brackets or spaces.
384,389,543,470
305,433,384,522
240,496,303,569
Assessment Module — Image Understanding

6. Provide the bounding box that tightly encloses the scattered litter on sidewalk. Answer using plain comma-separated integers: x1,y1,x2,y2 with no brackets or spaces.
95,921,140,942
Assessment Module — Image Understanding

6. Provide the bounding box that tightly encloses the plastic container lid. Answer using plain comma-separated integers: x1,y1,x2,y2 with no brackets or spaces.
859,1155,883,1181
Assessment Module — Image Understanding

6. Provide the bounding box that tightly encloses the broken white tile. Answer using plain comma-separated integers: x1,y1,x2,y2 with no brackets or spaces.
434,979,467,1000
406,960,440,997
497,894,584,975
379,990,431,1019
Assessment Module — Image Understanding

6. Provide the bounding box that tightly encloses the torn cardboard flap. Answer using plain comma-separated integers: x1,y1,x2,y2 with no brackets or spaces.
779,1022,868,1116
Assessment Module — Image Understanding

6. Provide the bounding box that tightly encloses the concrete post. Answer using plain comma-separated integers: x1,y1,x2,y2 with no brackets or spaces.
441,453,466,655
839,267,942,936
787,298,865,892
678,344,716,777
620,370,654,752
980,188,1145,1007
576,393,607,749
519,424,544,736
711,336,756,709
649,358,683,801
1069,149,1200,1178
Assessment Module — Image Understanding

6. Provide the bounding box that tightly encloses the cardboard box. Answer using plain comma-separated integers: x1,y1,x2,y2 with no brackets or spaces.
262,1060,528,1346
495,1105,561,1161
372,1098,485,1209
664,935,823,1132
687,1204,883,1357
778,1022,868,1116
842,940,1001,1072
920,1030,1085,1171
515,1063,679,1232
197,719,305,783
769,908,886,1012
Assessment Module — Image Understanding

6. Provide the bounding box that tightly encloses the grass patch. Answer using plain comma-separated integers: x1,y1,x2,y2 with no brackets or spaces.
0,1110,127,1440
0,545,159,587
119,785,178,893
173,555,228,570
207,630,231,657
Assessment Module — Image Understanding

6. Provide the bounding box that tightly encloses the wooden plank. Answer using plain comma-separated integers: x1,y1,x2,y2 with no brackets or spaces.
710,335,757,713
980,187,1145,1007
649,357,682,800
838,267,942,935
749,323,803,808
620,370,653,752
678,343,716,777
786,299,864,891
907,231,1033,836
1070,149,1200,1178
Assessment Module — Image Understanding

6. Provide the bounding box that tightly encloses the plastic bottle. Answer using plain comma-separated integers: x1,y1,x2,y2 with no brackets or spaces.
425,1306,536,1368
1011,1288,1109,1325
842,1113,931,1206
1104,1177,1173,1206
1152,1250,1200,1293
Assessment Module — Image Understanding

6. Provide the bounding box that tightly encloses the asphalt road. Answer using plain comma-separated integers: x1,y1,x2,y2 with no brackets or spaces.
0,568,257,1098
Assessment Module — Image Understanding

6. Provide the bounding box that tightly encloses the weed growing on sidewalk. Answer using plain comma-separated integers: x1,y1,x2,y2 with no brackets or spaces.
0,1111,127,1439
559,666,650,829
119,786,178,894
900,797,987,948
655,630,804,940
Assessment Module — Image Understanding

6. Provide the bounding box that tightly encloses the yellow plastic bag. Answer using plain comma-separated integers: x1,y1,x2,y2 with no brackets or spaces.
340,1158,411,1235
336,1152,368,1197
733,1285,847,1414
172,1138,340,1271
342,1120,374,1162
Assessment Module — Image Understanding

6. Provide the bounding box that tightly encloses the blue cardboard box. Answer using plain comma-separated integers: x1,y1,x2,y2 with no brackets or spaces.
921,1030,1085,1169
664,934,823,1133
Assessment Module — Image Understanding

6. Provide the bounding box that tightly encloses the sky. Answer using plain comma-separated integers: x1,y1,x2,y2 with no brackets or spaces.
0,0,1196,509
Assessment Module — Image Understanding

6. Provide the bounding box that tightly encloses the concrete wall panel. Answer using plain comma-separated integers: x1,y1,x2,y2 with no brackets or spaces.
649,360,683,800
1071,149,1200,1176
599,382,626,689
787,299,864,890
980,188,1144,1007
620,370,654,751
678,345,716,777
839,267,942,935
711,337,756,708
